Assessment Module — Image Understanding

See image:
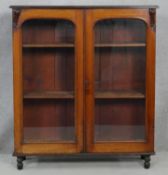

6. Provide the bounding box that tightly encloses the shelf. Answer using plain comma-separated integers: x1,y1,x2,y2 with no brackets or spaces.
23,43,146,48
24,91,74,99
24,127,75,143
95,43,146,48
95,91,145,99
95,125,145,142
24,91,144,99
23,43,74,48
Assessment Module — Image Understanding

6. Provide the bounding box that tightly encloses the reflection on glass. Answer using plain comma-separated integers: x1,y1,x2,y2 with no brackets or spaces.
94,19,146,142
22,20,75,143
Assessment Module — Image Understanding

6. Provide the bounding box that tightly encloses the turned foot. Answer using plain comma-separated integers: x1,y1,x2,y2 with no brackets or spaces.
17,156,25,170
142,155,151,169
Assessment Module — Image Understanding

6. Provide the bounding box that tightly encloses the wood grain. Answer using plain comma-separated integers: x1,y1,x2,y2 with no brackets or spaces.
13,7,156,156
24,91,74,99
85,8,155,153
23,44,74,48
13,9,84,154
95,91,145,99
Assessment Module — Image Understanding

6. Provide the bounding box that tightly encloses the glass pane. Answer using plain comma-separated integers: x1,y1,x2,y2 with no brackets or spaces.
94,19,146,142
22,19,75,143
23,100,75,143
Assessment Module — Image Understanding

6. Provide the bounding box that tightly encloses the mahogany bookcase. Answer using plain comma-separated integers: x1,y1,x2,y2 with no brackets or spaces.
11,5,158,169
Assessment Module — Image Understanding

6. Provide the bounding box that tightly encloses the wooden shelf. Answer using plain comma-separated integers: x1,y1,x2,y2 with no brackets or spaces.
95,43,146,48
23,43,74,48
23,43,146,49
95,125,145,142
24,91,145,99
24,91,74,99
24,127,75,143
95,91,145,99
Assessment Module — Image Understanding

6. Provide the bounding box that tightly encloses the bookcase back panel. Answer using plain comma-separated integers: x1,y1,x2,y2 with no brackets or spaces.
95,47,146,92
22,20,75,44
95,99,145,141
94,19,146,44
94,18,146,142
23,49,74,92
94,19,146,92
22,19,76,143
23,100,75,143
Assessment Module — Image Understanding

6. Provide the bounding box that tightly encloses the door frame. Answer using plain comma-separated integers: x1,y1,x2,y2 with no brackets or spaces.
13,9,84,155
85,8,155,153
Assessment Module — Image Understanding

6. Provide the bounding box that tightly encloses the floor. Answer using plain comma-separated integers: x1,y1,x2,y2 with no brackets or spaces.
0,151,167,174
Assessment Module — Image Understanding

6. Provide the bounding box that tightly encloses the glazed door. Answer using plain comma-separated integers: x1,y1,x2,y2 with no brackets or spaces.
85,9,155,153
13,9,84,154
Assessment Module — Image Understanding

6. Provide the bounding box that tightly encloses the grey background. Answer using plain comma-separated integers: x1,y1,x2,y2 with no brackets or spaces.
0,0,166,154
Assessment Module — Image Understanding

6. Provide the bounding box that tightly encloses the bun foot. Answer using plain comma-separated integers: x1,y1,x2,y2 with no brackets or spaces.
17,156,25,170
143,155,151,169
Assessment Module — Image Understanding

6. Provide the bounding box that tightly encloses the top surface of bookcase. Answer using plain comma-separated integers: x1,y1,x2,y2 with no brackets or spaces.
10,5,159,10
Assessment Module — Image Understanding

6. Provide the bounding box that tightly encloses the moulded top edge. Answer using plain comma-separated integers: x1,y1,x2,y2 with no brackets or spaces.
10,5,159,10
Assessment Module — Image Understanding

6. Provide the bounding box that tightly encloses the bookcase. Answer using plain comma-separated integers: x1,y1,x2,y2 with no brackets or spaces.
11,5,158,169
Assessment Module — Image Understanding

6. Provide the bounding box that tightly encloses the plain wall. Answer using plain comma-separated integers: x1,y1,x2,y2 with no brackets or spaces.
0,0,167,154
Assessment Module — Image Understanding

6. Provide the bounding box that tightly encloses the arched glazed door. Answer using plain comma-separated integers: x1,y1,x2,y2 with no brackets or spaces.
13,9,84,154
85,9,155,153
